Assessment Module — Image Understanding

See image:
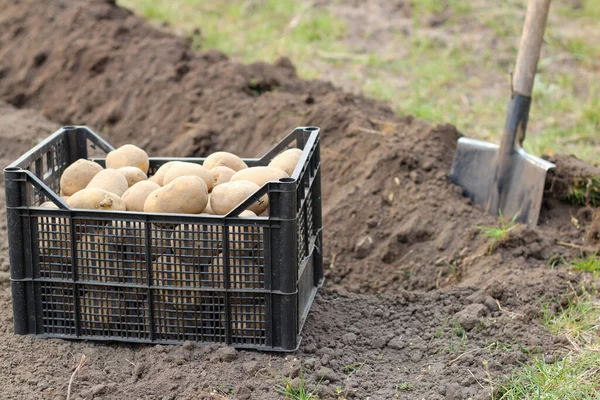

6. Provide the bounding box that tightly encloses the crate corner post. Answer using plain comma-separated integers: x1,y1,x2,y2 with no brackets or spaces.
4,167,30,335
269,177,299,351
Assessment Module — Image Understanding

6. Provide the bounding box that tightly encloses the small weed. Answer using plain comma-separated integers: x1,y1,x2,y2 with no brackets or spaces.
212,384,234,397
336,361,365,399
444,320,468,353
431,317,449,341
566,175,600,207
487,341,513,353
396,383,412,391
474,210,520,254
276,369,320,400
328,253,337,269
343,361,365,375
546,253,565,269
452,319,464,337
518,344,532,355
395,268,414,279
475,318,485,332
571,252,600,274
483,360,495,399
443,260,461,283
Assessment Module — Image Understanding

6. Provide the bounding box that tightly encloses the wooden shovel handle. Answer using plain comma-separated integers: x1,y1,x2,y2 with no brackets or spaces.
513,0,551,96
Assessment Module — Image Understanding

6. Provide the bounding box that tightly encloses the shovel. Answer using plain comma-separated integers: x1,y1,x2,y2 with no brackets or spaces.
450,0,555,226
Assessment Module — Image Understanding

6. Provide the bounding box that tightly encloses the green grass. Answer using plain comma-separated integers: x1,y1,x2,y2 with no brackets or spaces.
276,370,319,400
496,351,600,400
564,175,600,207
541,288,600,344
474,210,520,254
117,0,600,165
342,361,365,375
558,0,600,18
497,287,600,399
396,383,412,392
443,319,468,354
118,0,346,79
570,253,600,274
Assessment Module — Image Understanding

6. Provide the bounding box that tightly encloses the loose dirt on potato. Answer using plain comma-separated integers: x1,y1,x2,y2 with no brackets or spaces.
0,1,598,399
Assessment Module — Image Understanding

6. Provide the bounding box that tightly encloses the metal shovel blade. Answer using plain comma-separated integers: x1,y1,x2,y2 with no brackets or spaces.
450,137,555,226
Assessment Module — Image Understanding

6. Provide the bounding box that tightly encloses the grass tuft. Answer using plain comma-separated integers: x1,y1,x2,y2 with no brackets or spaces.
570,253,600,274
498,286,600,399
496,351,600,400
474,210,520,254
541,287,600,346
566,175,600,207
276,368,320,400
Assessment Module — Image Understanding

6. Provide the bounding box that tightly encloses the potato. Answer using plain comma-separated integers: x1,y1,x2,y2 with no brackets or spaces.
59,159,103,196
39,210,71,271
203,151,248,172
268,148,302,176
67,188,126,211
154,254,190,285
228,250,262,288
86,168,129,197
77,230,121,329
148,161,178,186
76,230,120,282
153,255,198,324
163,162,214,192
121,180,161,212
116,220,174,261
106,144,149,174
211,166,236,188
230,166,289,187
143,176,208,214
117,166,147,187
40,201,59,209
202,194,214,214
210,180,267,215
205,257,225,288
227,235,265,335
171,223,220,266
209,256,264,333
229,210,259,253
230,297,265,335
39,239,71,273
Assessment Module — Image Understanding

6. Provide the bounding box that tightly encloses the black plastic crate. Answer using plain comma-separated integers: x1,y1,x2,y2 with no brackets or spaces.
4,125,323,351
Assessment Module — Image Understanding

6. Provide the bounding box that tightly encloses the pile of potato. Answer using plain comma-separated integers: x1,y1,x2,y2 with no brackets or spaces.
47,144,303,217
40,143,303,334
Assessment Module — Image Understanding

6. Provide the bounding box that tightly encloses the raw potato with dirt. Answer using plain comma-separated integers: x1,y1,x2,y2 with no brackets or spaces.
50,141,297,216
0,0,599,399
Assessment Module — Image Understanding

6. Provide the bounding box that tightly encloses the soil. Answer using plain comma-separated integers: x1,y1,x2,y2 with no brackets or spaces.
0,1,598,399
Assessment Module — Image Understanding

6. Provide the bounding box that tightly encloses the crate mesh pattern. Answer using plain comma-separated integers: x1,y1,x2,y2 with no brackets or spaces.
5,126,322,351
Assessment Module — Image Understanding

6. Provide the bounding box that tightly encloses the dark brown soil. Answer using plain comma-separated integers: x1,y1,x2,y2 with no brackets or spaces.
0,1,598,399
